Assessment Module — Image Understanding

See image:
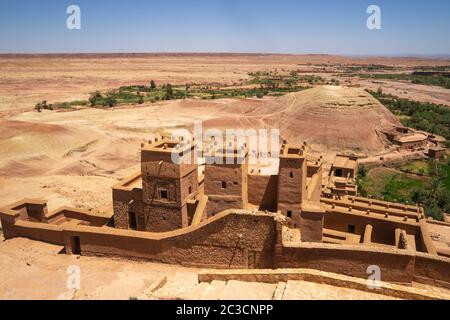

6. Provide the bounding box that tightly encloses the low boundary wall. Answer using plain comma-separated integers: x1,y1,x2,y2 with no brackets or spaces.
198,268,450,300
275,242,415,284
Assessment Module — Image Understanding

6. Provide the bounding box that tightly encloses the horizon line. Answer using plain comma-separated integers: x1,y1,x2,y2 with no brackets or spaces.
0,52,449,60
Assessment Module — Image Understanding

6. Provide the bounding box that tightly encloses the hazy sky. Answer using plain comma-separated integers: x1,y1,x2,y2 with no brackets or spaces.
0,0,449,55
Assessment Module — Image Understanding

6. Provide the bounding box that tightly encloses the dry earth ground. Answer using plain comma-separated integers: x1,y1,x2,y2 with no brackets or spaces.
4,236,449,300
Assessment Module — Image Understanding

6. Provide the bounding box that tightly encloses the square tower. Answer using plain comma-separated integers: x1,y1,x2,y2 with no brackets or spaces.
141,138,198,232
277,144,307,225
204,142,249,217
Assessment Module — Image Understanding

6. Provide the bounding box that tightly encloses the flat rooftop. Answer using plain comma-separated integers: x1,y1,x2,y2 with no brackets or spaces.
142,138,193,154
333,155,357,170
395,133,428,144
280,144,307,158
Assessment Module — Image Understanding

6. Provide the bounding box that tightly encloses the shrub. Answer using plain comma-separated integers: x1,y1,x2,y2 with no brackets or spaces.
89,91,103,106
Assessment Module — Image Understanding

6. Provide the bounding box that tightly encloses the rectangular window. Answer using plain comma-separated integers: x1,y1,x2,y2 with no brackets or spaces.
71,236,81,255
221,181,227,189
129,211,137,230
287,210,292,218
160,190,168,200
348,225,356,234
189,186,192,194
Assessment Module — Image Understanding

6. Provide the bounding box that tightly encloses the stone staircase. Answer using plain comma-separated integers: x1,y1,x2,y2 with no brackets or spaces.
143,268,450,300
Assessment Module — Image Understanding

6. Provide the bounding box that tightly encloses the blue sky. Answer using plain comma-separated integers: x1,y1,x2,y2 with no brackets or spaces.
0,0,449,55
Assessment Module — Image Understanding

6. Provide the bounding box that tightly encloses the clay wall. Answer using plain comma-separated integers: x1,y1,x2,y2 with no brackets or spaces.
141,148,197,180
113,187,144,230
54,208,111,227
2,208,450,288
277,156,307,220
323,210,421,246
398,140,427,150
205,161,248,216
142,204,188,232
141,149,198,208
64,211,277,269
247,174,278,211
332,167,355,179
275,241,415,284
1,220,64,245
307,168,322,202
414,252,450,289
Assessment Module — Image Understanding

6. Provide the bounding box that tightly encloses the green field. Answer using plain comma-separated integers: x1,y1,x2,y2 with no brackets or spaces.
36,69,332,111
358,159,450,221
351,72,450,89
358,167,426,204
398,160,431,176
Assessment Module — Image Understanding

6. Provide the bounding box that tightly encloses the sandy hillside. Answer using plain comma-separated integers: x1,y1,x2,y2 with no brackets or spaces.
202,86,401,155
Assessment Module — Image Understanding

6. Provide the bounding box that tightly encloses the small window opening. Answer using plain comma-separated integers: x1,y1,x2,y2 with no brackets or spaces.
128,211,137,230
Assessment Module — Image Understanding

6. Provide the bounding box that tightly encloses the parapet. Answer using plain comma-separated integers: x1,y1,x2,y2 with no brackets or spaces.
203,139,249,164
280,142,307,159
142,137,195,157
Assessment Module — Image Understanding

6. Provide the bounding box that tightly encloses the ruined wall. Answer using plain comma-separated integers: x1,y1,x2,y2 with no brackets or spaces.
247,174,278,211
64,212,277,269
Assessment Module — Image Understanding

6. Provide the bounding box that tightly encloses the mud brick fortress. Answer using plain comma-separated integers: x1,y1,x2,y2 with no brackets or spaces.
1,136,450,289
